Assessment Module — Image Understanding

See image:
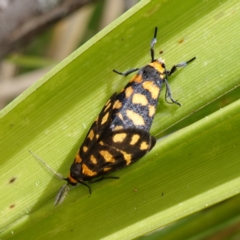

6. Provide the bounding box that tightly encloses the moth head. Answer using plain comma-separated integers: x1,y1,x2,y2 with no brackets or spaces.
54,174,81,206
156,58,165,64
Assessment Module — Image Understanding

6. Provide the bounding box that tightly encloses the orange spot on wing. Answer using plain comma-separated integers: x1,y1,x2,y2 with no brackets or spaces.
75,154,82,163
101,112,109,125
83,146,88,152
125,86,134,98
126,109,145,126
82,164,97,177
99,150,115,163
113,100,122,109
88,129,94,140
132,93,148,106
90,155,97,164
103,167,111,172
105,98,111,105
130,74,142,83
113,133,127,143
148,105,156,117
117,112,124,121
119,150,132,165
130,134,140,145
142,81,160,100
140,141,149,150
104,102,112,112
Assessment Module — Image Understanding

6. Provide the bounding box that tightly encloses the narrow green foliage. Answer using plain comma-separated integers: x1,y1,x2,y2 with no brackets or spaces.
1,0,240,239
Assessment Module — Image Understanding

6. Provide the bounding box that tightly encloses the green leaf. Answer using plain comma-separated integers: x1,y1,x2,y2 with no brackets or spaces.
137,194,240,240
1,0,240,239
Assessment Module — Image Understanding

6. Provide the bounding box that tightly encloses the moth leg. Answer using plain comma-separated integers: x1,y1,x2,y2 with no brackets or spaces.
167,57,196,76
80,181,92,194
164,79,181,106
89,176,119,184
113,68,139,76
164,57,196,106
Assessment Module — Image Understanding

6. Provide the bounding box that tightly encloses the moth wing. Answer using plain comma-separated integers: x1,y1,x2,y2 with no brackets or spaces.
78,93,117,159
81,128,156,178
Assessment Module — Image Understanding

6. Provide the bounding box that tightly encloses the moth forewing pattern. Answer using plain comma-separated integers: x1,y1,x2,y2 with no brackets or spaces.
110,64,164,132
77,93,117,161
77,129,156,178
66,93,117,183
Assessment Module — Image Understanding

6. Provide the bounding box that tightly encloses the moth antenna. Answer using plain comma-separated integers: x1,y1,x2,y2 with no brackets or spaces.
29,150,64,180
150,27,158,62
54,184,70,206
